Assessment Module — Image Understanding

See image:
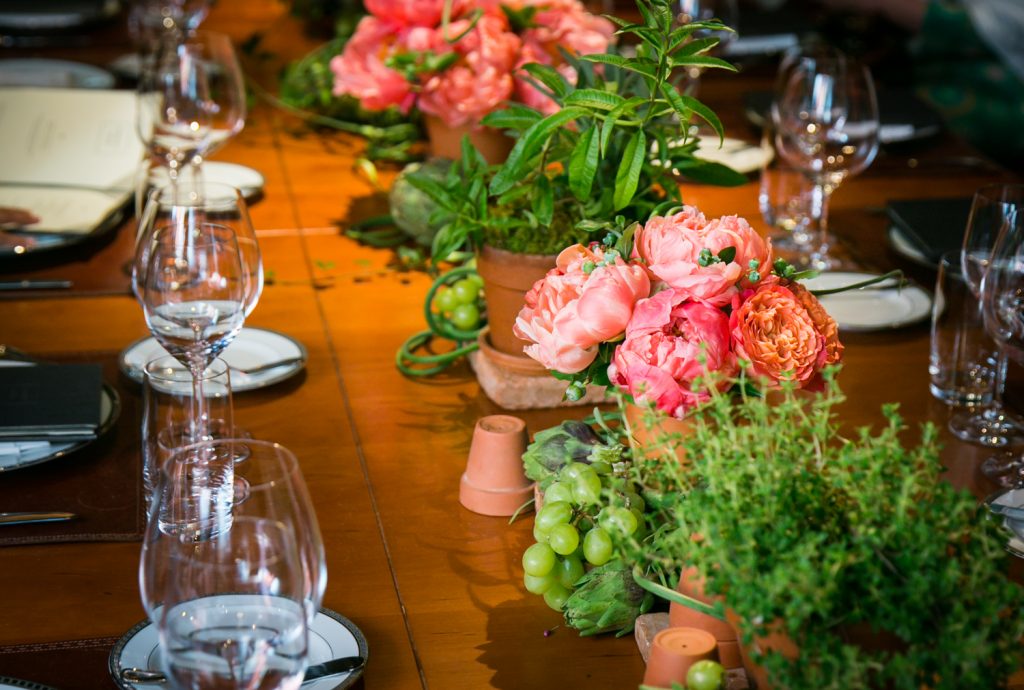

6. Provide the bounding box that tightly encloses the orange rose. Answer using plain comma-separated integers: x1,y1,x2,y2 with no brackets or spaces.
785,280,843,366
730,280,830,387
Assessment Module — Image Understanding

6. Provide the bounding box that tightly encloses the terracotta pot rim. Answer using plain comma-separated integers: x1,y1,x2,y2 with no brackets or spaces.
477,326,550,377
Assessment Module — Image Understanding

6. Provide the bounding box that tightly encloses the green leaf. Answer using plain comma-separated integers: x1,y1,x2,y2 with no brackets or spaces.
669,55,737,72
614,221,638,258
569,126,600,201
403,174,457,211
482,105,543,131
665,88,725,142
613,129,646,211
718,246,737,264
669,36,719,57
490,106,588,195
520,62,570,99
533,175,554,227
582,53,658,79
600,96,644,156
496,184,533,207
673,159,748,186
563,88,626,111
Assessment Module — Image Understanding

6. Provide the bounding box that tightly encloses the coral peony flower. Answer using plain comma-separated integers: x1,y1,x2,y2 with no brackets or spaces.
515,244,650,373
364,0,468,28
730,278,835,388
785,280,843,367
330,17,447,112
609,289,736,419
633,209,772,306
513,0,615,114
419,16,521,128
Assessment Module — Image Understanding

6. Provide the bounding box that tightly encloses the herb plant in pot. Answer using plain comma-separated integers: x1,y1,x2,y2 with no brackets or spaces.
621,376,1024,690
406,0,745,407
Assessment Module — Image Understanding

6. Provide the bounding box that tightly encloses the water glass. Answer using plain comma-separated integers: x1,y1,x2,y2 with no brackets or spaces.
929,252,996,406
142,355,234,512
758,126,814,253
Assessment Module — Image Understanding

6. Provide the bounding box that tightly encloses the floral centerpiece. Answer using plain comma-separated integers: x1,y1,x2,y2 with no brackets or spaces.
515,205,841,410
329,0,615,136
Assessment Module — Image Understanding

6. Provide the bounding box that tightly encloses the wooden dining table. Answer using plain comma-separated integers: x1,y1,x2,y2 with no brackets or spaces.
0,2,1020,688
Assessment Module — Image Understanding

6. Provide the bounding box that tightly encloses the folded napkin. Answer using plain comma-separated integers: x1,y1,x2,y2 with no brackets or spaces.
886,197,972,267
0,364,102,441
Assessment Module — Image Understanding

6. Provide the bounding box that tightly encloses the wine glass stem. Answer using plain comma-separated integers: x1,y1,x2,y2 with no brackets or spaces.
189,361,208,443
991,347,1010,414
808,181,832,270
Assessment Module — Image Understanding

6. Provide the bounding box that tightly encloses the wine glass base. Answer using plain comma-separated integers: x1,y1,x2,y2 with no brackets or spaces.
981,451,1024,486
949,408,1024,447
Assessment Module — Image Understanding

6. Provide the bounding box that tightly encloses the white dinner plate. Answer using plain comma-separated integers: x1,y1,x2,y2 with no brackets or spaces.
0,678,58,690
120,327,307,392
150,162,266,200
887,225,932,268
109,603,368,690
799,271,933,332
0,58,115,89
693,136,773,174
0,362,120,473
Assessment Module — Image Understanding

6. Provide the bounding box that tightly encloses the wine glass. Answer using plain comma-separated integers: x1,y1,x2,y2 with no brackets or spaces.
772,47,880,270
141,441,311,688
136,31,246,198
141,440,327,626
949,185,1024,462
134,182,263,318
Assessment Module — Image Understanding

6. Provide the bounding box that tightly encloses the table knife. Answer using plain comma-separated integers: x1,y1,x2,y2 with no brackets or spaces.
0,280,74,291
0,512,76,526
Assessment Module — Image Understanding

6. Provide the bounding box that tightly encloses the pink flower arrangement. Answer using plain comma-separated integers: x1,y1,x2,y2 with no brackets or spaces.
516,206,844,419
330,0,614,127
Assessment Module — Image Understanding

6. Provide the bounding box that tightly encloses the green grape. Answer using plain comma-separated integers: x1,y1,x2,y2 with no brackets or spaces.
523,542,557,577
543,583,571,611
450,303,480,330
465,273,484,289
624,491,646,513
533,523,549,544
451,278,480,305
543,481,574,504
572,470,602,505
630,507,645,536
560,462,589,481
435,288,459,314
547,523,580,556
589,460,612,475
524,571,556,595
601,507,638,536
536,501,573,532
583,527,613,565
558,555,585,589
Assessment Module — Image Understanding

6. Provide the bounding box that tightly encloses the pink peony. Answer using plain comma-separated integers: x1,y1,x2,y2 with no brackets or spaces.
730,278,831,388
419,15,521,128
633,209,770,307
364,0,468,28
513,0,615,114
514,244,651,373
609,289,736,419
330,18,448,112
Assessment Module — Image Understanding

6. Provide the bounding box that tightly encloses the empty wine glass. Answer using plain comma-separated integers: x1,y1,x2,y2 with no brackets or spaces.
772,47,880,270
141,440,327,626
136,31,246,197
134,182,263,318
141,441,312,688
949,185,1024,460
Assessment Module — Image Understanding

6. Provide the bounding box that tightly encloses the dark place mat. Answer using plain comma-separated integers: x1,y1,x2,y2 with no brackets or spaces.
0,353,144,546
0,637,119,690
886,197,972,267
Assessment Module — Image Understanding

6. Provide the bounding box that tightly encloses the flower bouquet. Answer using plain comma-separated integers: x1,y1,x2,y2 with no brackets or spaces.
329,0,615,156
515,205,842,414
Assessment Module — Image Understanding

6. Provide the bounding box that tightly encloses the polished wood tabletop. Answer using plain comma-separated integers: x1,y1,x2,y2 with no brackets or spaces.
0,3,1020,689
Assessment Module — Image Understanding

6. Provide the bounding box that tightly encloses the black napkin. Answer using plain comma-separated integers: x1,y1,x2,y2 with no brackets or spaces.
886,197,972,267
0,363,102,440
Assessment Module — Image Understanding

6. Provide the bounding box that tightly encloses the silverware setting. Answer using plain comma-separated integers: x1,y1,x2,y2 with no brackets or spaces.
0,512,76,526
0,280,73,291
228,356,305,375
119,654,365,685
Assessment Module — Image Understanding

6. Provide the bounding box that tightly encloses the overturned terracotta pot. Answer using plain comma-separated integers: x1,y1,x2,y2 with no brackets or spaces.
642,627,718,689
459,415,534,517
669,567,742,670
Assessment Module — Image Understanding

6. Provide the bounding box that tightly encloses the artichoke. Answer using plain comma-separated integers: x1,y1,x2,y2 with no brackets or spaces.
521,420,625,483
563,562,653,637
389,158,452,247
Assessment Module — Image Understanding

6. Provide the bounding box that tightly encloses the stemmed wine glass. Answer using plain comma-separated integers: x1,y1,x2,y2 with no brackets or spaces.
141,440,327,626
136,31,246,200
141,440,319,688
772,47,880,270
949,185,1024,460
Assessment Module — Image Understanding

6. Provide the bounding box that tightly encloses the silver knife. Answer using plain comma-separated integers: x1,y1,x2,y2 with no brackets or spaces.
120,655,365,685
0,512,76,526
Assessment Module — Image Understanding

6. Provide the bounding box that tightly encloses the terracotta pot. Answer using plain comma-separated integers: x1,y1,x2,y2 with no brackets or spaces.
475,245,556,358
424,115,513,165
669,567,742,669
642,627,718,689
623,401,691,467
724,610,800,690
459,415,535,517
477,327,549,377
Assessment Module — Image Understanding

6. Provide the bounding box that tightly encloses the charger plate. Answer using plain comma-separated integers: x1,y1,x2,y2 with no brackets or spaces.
109,603,368,690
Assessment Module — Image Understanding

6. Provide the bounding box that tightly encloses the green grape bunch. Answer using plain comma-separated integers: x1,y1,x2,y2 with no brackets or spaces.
432,273,485,332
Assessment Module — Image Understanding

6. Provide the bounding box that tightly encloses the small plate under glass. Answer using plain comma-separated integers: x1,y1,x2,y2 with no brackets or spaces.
800,271,933,332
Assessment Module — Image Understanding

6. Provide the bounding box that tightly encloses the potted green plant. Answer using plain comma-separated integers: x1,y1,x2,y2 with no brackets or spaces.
405,0,745,402
619,374,1024,690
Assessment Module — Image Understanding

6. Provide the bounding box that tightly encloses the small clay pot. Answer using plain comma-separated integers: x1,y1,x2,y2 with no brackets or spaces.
459,415,535,517
477,327,549,377
725,609,800,690
624,401,691,467
475,245,557,357
669,567,742,669
642,627,718,689
424,115,513,165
